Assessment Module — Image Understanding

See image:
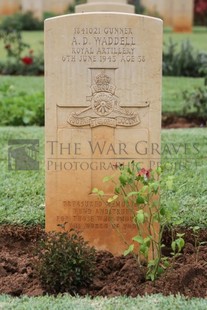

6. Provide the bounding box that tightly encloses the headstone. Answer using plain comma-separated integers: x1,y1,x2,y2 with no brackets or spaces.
43,0,73,15
0,0,21,15
21,0,43,19
45,13,162,255
75,0,134,13
140,0,173,27
172,0,194,32
157,0,173,27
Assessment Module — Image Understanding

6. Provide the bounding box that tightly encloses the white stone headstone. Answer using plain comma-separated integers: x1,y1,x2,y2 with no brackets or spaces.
45,12,162,255
75,0,134,13
172,0,194,32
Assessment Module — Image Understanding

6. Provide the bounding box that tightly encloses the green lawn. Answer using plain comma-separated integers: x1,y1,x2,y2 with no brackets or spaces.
0,75,44,93
0,127,45,225
0,127,206,227
162,76,205,114
0,294,207,310
164,26,207,52
0,31,44,61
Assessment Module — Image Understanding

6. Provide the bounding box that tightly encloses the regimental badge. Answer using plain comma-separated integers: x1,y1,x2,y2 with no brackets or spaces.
68,69,149,128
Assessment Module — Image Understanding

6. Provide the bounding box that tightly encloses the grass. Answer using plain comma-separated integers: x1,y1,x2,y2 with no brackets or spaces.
0,127,207,227
162,128,207,227
0,31,44,61
162,76,205,114
164,26,207,52
0,75,44,93
0,127,45,226
0,294,207,310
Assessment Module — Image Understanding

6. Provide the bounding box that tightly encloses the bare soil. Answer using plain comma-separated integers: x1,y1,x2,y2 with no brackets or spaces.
162,115,206,129
0,225,207,298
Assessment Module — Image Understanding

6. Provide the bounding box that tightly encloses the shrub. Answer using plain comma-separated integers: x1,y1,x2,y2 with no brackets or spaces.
67,0,86,13
0,51,44,76
35,229,96,294
194,0,207,25
0,28,44,75
0,83,44,126
163,39,207,77
183,79,207,119
93,163,185,281
0,12,43,31
43,11,58,20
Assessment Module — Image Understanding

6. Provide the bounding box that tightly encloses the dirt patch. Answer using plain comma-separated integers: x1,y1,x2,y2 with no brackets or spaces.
0,225,207,298
162,115,206,129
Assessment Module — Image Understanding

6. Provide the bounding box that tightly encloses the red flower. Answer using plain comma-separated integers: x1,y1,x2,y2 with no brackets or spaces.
21,56,33,65
195,0,207,14
138,168,151,179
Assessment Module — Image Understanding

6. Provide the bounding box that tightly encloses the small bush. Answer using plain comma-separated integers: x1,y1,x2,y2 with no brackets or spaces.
183,80,207,119
67,0,86,13
0,26,44,76
0,83,44,126
43,11,58,20
35,229,96,294
163,39,207,77
0,51,44,76
194,0,207,26
0,12,43,31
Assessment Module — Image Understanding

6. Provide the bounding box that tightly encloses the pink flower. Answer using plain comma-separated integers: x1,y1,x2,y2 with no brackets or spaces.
21,56,33,65
138,168,151,180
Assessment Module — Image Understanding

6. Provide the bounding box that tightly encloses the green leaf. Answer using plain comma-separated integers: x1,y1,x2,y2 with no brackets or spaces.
123,244,134,256
92,188,98,193
132,235,144,244
150,182,159,193
173,219,183,226
177,233,185,238
119,174,128,186
127,191,139,198
140,244,149,257
157,166,162,175
157,266,164,276
115,186,120,194
136,195,145,204
140,185,149,193
103,175,113,183
160,207,165,216
107,195,118,203
136,210,145,224
92,188,104,196
171,241,176,252
144,236,151,247
177,238,185,250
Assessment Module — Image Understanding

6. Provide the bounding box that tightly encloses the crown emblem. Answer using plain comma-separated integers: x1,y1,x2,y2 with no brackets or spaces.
95,71,111,86
91,71,115,95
